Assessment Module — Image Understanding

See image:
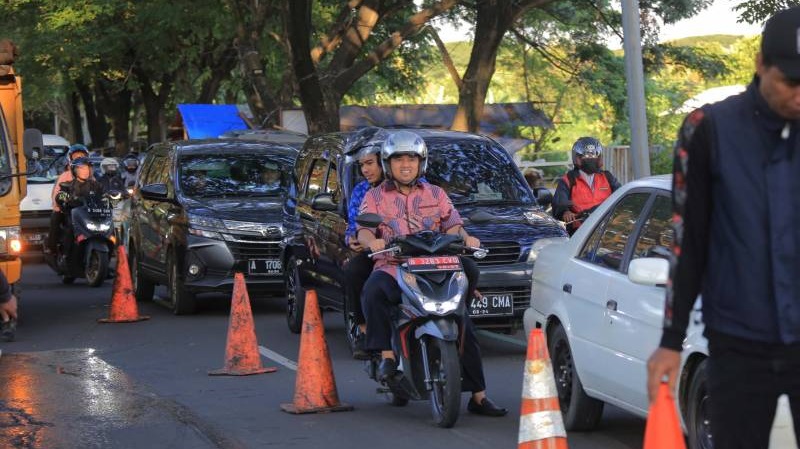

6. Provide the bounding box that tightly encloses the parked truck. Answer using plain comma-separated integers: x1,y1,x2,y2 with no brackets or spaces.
0,39,43,295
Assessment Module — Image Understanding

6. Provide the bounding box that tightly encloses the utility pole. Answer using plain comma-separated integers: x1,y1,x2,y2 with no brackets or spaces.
621,0,651,179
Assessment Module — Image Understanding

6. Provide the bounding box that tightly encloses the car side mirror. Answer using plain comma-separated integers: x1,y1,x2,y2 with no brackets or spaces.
311,193,337,211
23,128,43,160
628,257,669,286
355,213,383,228
536,188,553,206
140,183,168,200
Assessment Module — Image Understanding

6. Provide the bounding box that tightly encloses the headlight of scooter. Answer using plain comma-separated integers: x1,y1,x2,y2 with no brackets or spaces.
86,220,112,232
402,271,468,316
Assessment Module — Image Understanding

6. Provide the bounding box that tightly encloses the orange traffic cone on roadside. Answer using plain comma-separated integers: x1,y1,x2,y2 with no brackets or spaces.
281,289,353,414
518,329,568,449
643,383,687,449
209,272,276,376
99,245,150,323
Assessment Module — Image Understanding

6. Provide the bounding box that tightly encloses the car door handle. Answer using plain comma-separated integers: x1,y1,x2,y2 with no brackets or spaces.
562,283,572,294
606,300,618,311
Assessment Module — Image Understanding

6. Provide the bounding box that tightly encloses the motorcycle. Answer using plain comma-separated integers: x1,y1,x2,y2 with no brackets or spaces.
357,213,488,428
45,186,118,287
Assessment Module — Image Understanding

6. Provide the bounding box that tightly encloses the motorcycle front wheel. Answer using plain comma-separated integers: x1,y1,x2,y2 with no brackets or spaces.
86,250,109,287
426,337,461,428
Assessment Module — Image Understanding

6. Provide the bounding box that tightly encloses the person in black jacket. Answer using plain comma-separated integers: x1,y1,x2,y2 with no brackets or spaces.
98,158,125,192
648,7,800,448
56,157,105,255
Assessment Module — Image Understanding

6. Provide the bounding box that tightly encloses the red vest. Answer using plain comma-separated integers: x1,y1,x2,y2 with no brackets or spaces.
563,172,613,214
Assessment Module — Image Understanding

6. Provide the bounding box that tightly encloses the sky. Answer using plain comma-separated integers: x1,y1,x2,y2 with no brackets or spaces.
435,0,764,43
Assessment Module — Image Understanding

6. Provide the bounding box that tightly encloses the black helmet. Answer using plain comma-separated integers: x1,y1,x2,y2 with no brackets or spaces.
67,143,89,160
123,157,139,172
571,137,604,165
70,156,92,178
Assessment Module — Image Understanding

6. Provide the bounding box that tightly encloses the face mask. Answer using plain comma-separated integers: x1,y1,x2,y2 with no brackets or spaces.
581,158,600,174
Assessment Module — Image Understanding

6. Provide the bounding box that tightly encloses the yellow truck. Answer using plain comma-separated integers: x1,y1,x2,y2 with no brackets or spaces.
0,39,43,291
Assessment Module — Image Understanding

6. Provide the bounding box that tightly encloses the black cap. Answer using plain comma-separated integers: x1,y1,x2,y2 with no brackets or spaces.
762,7,800,78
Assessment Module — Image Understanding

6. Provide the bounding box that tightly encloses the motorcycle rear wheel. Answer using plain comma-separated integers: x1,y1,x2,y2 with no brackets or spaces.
86,250,109,287
427,338,461,428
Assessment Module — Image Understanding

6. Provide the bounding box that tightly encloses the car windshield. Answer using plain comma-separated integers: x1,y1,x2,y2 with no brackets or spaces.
26,156,66,184
425,138,535,205
179,154,289,198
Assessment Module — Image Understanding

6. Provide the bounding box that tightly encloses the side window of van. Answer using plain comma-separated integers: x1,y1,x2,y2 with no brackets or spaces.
326,162,340,203
304,159,327,200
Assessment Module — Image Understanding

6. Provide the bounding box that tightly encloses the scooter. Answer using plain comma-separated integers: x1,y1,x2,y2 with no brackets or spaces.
45,186,118,287
357,213,488,428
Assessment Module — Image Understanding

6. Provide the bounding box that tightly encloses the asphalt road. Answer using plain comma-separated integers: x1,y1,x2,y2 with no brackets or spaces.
0,261,646,448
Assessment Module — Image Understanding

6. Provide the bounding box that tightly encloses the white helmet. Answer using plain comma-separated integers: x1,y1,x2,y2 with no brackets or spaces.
100,157,119,175
380,131,427,180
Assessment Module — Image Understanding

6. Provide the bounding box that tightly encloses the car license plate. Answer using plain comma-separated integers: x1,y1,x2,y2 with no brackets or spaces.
248,259,282,275
468,293,513,317
406,256,462,273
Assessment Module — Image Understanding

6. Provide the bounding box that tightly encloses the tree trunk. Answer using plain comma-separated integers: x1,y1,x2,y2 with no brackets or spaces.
68,91,83,143
285,0,340,133
75,81,110,147
137,71,173,144
236,39,281,128
96,81,132,155
197,42,238,103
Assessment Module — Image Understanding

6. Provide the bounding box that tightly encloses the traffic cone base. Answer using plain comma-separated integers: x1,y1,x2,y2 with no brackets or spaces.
643,383,686,449
281,289,352,414
209,272,276,376
518,329,568,449
99,246,150,323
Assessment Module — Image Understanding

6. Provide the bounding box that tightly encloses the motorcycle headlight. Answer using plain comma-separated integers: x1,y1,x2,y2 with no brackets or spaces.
86,221,112,232
403,271,468,316
527,237,568,263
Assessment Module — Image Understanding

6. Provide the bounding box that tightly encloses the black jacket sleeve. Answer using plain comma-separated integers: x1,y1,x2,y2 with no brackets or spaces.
660,108,713,351
605,171,622,192
551,177,571,220
0,270,11,304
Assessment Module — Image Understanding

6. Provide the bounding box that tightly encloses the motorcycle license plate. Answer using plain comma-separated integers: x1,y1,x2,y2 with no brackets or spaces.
248,259,282,275
469,293,513,317
406,256,462,273
24,233,43,243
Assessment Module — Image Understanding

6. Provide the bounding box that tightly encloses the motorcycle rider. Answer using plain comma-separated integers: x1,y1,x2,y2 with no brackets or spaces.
120,155,139,188
552,137,621,235
56,157,105,255
46,144,90,254
357,131,507,417
0,269,17,342
98,158,125,192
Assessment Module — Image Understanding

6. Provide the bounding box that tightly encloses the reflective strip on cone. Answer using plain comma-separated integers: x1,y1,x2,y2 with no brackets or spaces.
519,410,568,443
522,359,558,399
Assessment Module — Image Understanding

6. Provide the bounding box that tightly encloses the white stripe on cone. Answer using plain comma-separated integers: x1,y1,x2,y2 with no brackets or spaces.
522,359,558,399
519,410,568,443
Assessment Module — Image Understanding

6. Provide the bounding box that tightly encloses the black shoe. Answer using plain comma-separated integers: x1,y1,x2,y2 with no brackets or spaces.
377,358,398,382
352,331,369,360
1,319,16,342
467,397,508,417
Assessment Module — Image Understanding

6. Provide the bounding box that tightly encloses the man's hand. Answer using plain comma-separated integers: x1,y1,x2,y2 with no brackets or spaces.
348,240,363,252
0,295,18,322
646,347,682,403
464,236,480,249
368,239,386,253
562,211,576,223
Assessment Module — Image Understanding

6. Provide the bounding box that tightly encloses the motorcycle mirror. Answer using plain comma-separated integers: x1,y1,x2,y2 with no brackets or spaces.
355,213,383,229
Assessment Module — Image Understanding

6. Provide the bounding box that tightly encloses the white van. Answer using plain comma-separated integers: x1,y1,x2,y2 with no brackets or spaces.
20,134,71,254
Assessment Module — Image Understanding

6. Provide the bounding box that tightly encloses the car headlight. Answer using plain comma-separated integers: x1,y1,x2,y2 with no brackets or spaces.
188,214,224,239
0,226,22,254
86,221,112,232
527,237,568,263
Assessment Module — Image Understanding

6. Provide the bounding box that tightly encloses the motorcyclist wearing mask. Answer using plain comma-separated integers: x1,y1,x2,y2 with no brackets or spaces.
46,144,90,254
56,157,105,254
121,156,139,188
552,137,621,235
98,158,125,192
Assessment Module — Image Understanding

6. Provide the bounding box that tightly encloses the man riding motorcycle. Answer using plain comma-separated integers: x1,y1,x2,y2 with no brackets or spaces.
46,144,90,254
98,157,125,192
121,155,139,188
56,157,105,255
552,137,621,235
356,131,507,417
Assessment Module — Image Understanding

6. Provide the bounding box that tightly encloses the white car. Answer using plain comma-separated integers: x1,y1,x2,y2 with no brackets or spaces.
522,175,791,449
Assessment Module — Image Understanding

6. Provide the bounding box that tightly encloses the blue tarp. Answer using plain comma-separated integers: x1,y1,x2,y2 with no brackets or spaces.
177,104,248,139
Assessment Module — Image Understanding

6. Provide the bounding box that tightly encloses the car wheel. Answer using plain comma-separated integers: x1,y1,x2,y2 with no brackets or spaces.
129,248,154,302
687,359,713,449
549,324,604,431
168,252,196,315
285,256,305,334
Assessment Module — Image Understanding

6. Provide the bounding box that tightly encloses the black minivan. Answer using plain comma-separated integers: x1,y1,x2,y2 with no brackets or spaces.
129,139,299,314
283,127,568,342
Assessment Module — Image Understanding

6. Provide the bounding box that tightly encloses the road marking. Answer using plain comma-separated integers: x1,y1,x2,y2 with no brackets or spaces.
258,346,297,371
476,329,527,348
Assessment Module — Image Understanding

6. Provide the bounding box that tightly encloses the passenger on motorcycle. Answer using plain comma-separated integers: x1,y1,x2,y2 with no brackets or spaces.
46,144,90,254
356,131,507,417
121,155,139,188
552,137,621,235
55,157,106,254
98,158,126,192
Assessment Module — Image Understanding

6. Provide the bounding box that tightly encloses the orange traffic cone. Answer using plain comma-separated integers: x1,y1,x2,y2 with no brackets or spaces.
209,273,276,376
281,289,353,414
643,383,687,449
99,246,150,323
518,329,568,449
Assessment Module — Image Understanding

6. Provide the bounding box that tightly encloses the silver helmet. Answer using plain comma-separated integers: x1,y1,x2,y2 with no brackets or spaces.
571,137,603,165
380,131,427,180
